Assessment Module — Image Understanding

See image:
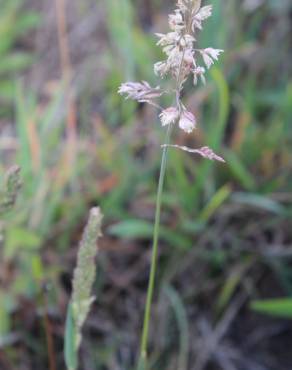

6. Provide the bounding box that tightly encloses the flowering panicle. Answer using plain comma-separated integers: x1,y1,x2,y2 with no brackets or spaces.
118,3,226,365
118,0,224,162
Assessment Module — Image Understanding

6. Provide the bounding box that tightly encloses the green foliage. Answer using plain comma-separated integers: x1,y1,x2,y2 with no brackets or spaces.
109,219,191,248
0,82,89,335
4,226,41,260
0,0,39,107
251,299,292,319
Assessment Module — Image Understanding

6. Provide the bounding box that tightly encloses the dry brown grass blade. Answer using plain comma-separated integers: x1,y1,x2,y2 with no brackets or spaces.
55,0,78,180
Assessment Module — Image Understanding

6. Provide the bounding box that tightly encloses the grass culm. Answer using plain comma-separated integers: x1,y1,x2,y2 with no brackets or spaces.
119,0,225,368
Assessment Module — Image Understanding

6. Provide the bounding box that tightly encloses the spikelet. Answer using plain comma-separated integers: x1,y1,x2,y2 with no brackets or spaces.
161,144,225,162
65,207,103,370
71,207,103,348
0,166,22,215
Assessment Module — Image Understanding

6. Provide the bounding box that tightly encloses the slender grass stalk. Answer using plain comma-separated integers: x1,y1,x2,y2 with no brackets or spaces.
138,12,193,370
139,123,173,367
118,1,225,368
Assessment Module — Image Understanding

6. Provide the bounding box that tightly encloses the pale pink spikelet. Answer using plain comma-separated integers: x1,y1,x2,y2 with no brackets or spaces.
178,110,196,133
159,107,180,126
161,144,225,162
193,66,206,85
118,81,162,102
199,48,224,69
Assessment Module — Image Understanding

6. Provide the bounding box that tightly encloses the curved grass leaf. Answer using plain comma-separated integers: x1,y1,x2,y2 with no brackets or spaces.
250,298,292,319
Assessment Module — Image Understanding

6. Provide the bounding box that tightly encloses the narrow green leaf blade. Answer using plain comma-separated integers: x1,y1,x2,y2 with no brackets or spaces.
250,298,292,319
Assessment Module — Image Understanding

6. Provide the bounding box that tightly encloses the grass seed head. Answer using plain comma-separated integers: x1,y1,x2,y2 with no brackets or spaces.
118,0,224,161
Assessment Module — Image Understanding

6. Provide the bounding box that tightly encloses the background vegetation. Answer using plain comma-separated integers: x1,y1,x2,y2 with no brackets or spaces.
0,0,292,369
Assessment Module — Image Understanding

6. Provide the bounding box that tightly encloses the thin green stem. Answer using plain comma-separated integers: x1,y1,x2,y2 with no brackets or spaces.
138,7,193,367
138,123,173,368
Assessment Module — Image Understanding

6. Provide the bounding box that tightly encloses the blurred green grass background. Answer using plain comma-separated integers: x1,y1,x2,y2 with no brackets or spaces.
0,0,292,369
